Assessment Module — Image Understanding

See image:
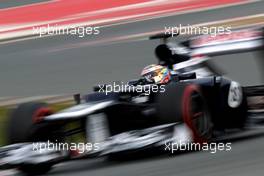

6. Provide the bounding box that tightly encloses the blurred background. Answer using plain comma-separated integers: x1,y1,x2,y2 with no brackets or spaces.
0,0,263,175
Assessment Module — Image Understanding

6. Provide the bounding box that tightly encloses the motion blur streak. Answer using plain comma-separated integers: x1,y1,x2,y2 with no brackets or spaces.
49,130,264,176
0,1,264,175
0,1,263,96
0,0,255,40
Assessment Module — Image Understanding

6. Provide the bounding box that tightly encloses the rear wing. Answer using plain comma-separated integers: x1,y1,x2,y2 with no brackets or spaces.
149,27,264,74
149,27,264,57
189,27,264,56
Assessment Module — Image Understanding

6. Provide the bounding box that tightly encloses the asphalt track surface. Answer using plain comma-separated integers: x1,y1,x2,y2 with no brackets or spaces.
0,1,264,96
1,1,264,176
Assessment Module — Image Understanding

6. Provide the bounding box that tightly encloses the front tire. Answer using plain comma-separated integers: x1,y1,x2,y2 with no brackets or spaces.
7,102,54,143
7,102,58,175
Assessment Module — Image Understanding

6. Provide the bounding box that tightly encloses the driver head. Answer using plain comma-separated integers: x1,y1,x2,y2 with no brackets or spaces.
141,64,171,84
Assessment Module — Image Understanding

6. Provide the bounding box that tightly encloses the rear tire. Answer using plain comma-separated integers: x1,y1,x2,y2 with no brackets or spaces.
156,82,213,142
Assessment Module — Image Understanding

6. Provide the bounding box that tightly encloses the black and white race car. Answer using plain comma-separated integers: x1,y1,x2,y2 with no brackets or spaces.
0,27,264,175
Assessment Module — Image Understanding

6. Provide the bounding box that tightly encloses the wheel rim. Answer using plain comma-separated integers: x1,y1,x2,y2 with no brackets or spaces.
182,85,212,143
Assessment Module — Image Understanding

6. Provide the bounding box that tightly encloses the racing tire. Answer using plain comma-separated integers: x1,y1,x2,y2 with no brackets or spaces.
7,102,62,175
156,82,213,142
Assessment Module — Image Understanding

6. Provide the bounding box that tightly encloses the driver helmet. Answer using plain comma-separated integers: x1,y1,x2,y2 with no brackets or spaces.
141,64,171,84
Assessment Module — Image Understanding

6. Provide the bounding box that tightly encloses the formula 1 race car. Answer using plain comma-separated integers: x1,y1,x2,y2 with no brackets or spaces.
0,27,264,175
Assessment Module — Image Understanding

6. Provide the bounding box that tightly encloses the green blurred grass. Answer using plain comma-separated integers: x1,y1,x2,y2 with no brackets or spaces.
0,107,9,146
0,102,73,146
